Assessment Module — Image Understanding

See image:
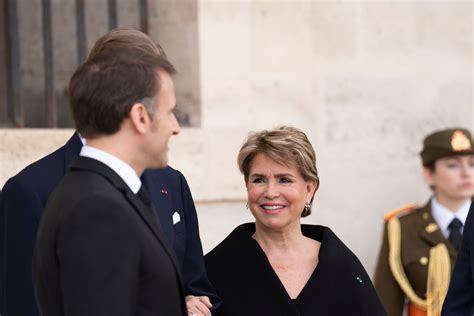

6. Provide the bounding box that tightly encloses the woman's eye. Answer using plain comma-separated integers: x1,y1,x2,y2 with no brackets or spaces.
469,158,474,167
252,178,264,183
446,162,459,168
279,177,292,184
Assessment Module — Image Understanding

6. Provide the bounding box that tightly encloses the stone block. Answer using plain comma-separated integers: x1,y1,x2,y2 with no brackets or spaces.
250,1,312,74
199,0,252,80
310,2,357,60
361,1,473,60
201,78,253,129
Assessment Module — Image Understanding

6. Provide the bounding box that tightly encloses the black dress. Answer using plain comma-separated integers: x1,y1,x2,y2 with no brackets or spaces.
205,223,387,316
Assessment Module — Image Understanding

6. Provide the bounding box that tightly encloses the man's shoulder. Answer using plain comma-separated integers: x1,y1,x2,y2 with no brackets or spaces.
142,165,187,189
53,169,127,209
2,145,69,199
145,165,182,178
3,134,80,192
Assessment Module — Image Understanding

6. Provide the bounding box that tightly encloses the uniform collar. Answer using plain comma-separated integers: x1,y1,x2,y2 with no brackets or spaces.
431,196,470,238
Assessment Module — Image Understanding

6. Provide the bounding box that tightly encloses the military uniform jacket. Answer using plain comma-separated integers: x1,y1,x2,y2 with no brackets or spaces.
374,201,458,316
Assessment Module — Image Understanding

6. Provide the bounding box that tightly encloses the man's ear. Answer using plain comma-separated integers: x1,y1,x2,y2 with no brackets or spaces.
129,103,150,134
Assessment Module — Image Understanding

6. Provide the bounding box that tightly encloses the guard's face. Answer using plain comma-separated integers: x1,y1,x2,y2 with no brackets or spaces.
425,155,474,202
146,69,180,168
246,153,316,232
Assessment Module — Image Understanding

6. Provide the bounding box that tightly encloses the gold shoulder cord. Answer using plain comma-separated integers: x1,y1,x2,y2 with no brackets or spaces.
426,244,450,316
387,218,451,316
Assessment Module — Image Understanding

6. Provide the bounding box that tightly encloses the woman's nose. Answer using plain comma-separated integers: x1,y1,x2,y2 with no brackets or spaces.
263,182,279,198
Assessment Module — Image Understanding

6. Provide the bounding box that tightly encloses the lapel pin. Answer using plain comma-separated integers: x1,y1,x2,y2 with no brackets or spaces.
161,188,168,195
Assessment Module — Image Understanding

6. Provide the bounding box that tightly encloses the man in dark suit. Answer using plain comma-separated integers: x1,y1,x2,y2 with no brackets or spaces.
441,202,474,315
1,30,217,316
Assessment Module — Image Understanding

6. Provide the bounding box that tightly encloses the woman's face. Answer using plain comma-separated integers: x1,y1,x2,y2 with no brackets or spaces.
424,155,474,202
246,153,317,232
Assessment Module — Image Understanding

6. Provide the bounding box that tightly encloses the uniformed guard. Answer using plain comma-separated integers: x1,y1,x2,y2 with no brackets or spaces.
374,128,474,316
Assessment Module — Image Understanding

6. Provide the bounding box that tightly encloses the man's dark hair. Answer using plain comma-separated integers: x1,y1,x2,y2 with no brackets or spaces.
69,41,175,138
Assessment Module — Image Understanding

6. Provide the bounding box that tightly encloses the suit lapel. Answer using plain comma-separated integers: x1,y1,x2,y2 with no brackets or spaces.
69,156,184,284
63,132,83,171
141,171,174,245
418,201,457,258
123,190,181,267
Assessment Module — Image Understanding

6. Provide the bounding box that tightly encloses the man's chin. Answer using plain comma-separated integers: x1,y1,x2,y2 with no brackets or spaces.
150,158,168,170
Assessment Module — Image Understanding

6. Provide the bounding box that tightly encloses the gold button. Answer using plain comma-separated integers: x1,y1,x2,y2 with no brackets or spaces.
419,257,429,265
425,223,439,233
422,213,429,220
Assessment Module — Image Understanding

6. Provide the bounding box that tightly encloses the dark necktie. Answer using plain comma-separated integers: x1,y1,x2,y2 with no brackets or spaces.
136,186,161,226
137,186,152,207
448,218,463,251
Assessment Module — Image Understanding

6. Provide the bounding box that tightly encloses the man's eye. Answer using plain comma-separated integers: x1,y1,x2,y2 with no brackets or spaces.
252,178,264,183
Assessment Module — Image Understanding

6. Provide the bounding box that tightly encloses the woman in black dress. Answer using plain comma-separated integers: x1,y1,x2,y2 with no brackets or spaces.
204,126,386,316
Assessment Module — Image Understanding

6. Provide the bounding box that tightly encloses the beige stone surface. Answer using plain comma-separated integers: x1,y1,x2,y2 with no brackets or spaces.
1,0,473,276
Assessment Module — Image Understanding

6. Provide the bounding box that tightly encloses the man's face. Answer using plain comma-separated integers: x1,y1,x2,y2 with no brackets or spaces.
146,69,180,168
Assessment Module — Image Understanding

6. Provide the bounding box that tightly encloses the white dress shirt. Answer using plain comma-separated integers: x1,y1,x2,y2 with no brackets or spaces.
431,196,470,238
79,145,141,194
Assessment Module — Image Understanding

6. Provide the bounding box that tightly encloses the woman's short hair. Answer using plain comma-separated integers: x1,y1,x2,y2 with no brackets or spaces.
237,126,319,217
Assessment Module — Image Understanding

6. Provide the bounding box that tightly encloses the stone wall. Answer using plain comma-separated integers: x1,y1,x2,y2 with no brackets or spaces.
1,0,473,276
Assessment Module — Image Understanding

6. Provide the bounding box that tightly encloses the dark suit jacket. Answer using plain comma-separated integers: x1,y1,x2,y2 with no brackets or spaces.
0,133,220,315
442,202,474,315
33,156,186,315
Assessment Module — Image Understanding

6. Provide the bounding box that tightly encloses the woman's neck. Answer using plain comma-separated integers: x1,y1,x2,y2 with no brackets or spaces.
253,222,306,254
435,195,470,213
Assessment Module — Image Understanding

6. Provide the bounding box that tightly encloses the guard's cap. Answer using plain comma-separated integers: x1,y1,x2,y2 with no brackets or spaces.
420,128,474,166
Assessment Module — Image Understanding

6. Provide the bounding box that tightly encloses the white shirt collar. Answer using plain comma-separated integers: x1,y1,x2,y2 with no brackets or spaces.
79,145,142,194
431,197,470,238
79,134,86,145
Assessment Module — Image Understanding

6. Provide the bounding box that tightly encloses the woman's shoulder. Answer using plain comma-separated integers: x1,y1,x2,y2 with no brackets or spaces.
205,222,256,262
302,224,361,264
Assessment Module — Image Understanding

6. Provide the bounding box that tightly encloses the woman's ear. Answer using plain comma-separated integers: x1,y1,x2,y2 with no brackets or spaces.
423,167,435,186
306,180,317,202
129,103,150,134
